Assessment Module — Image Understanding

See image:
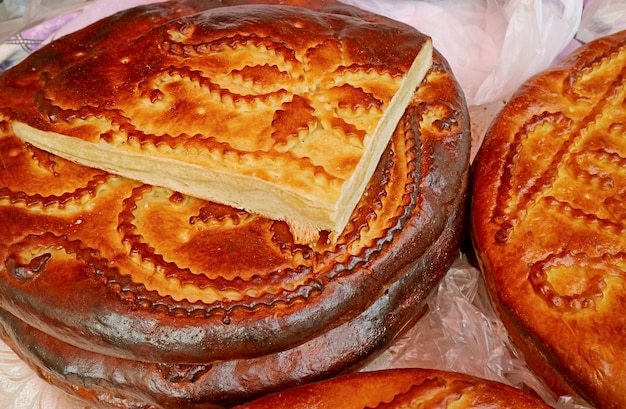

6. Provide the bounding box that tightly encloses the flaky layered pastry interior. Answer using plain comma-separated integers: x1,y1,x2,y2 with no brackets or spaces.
12,5,433,243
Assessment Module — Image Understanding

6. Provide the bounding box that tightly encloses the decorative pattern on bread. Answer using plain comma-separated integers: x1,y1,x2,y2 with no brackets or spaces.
0,0,470,407
11,3,433,244
471,29,626,409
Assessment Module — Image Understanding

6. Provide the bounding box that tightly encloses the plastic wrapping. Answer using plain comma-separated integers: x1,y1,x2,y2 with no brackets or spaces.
361,257,590,409
339,0,582,107
0,1,87,72
0,0,87,42
578,0,626,43
0,344,83,409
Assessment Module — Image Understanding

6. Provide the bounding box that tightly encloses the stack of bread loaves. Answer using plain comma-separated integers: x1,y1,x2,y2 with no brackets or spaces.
0,0,476,407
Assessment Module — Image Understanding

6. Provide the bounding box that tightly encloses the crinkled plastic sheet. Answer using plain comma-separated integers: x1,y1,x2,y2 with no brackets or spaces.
0,0,625,407
341,0,582,107
361,256,590,409
0,0,88,47
578,0,626,43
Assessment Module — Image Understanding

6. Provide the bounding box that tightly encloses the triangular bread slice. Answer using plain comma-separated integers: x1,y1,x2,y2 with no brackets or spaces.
12,5,433,243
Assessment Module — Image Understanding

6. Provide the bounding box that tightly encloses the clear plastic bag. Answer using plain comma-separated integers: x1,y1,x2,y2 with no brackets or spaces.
0,0,88,71
0,0,87,40
339,0,582,106
362,256,591,408
0,0,161,71
578,0,626,43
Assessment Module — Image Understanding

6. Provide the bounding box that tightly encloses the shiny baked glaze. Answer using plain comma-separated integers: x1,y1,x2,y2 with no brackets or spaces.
0,86,429,363
235,368,551,408
0,0,470,407
471,30,626,409
0,215,464,408
13,2,432,239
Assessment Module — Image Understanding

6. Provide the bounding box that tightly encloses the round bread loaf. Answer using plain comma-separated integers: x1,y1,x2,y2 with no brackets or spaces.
471,30,626,409
234,368,552,409
0,0,470,408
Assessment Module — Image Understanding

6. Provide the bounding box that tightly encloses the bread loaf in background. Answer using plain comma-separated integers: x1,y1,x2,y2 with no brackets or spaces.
471,29,626,409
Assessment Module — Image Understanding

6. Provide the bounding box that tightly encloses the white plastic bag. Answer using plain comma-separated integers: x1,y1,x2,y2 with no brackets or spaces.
362,256,591,408
0,0,87,40
339,0,582,106
578,0,626,43
0,0,88,71
0,0,165,72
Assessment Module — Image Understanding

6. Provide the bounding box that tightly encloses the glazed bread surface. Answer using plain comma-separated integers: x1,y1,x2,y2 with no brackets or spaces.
0,0,470,407
11,3,433,243
235,368,552,409
471,29,626,409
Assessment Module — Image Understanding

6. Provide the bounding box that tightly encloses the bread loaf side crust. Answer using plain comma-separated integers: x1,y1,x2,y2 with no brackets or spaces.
0,0,470,407
235,368,552,409
471,30,626,409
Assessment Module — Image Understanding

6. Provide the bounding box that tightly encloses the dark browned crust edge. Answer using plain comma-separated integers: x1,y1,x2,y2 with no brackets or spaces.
0,190,467,408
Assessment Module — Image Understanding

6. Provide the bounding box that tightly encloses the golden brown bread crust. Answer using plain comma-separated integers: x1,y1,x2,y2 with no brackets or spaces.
10,1,433,243
0,0,470,408
471,30,626,409
0,216,460,408
234,368,552,409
